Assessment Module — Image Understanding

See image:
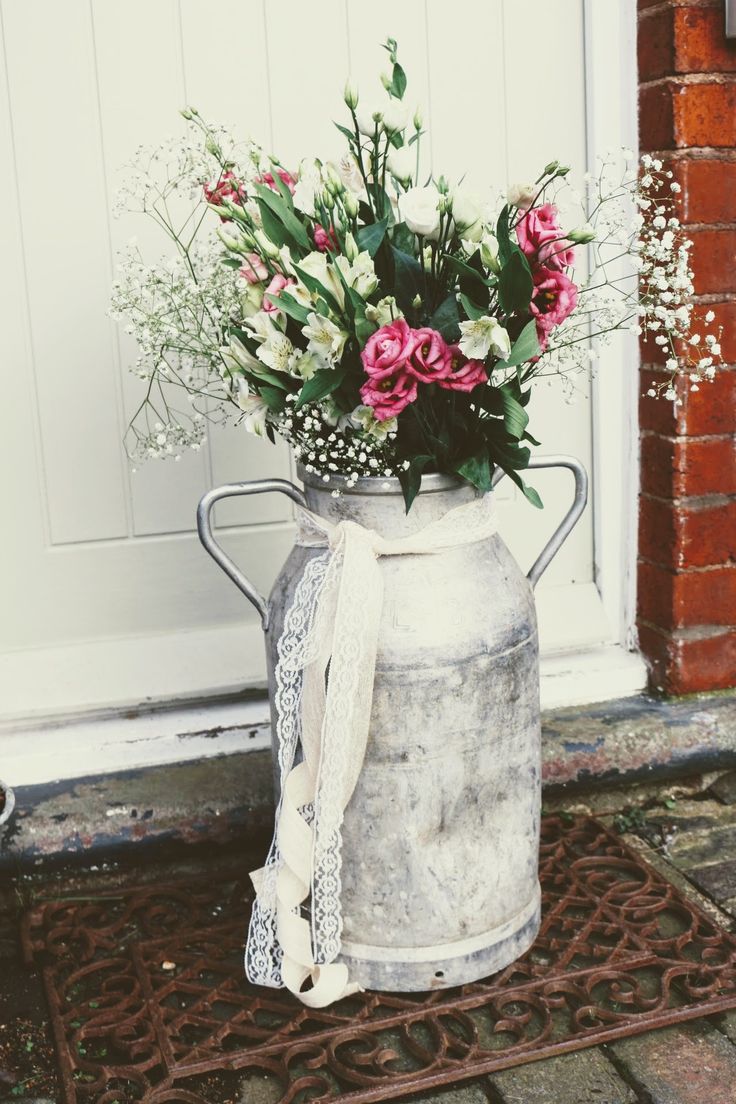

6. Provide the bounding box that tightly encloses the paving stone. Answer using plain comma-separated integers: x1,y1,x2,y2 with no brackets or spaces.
609,1020,736,1103
407,1083,490,1103
711,769,736,805
488,1049,636,1103
685,857,736,904
664,823,736,869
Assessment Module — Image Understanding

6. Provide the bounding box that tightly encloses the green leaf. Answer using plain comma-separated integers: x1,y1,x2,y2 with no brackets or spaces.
334,121,357,142
220,256,242,269
499,386,529,440
429,294,460,342
398,454,432,512
505,468,544,509
391,61,407,99
443,253,491,306
295,366,347,410
496,319,540,368
498,247,533,314
256,198,290,249
459,292,484,321
391,221,415,254
496,205,512,264
456,450,493,493
254,183,310,251
269,291,311,325
522,429,542,446
258,385,287,412
390,246,423,310
487,435,531,470
356,217,388,258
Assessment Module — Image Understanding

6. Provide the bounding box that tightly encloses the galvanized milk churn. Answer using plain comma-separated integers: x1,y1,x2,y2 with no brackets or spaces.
197,455,587,995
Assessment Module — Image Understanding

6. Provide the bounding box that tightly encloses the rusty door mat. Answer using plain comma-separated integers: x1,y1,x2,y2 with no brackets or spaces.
20,816,736,1104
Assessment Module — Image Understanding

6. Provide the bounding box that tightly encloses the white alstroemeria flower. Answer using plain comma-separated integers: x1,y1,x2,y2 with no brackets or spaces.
245,309,280,344
365,296,401,327
298,251,345,309
292,350,324,380
349,404,398,440
302,312,347,362
278,245,297,277
452,188,485,241
221,336,261,376
507,182,536,210
236,381,270,437
335,251,379,298
239,283,264,319
387,145,414,184
256,328,295,373
458,316,511,360
399,185,442,240
291,158,323,216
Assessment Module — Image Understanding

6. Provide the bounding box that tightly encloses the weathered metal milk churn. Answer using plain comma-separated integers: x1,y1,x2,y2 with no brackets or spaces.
198,455,587,993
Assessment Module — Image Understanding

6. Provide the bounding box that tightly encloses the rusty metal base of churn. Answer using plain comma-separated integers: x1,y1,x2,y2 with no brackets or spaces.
21,816,736,1104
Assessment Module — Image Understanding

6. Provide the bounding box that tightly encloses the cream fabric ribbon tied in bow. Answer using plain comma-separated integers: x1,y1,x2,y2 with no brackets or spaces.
244,492,497,1008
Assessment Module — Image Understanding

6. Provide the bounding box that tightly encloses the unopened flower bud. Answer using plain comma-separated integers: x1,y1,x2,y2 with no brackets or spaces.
413,107,422,131
325,163,344,193
216,226,246,253
506,182,536,210
321,188,335,210
412,293,422,309
205,136,222,159
543,160,560,176
436,175,449,194
254,230,279,259
568,223,596,244
180,107,194,121
344,232,359,262
344,80,358,111
380,71,392,92
343,191,359,219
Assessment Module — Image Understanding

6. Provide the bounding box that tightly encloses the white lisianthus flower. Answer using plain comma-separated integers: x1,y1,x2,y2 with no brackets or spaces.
349,404,398,440
236,381,270,437
452,188,485,242
302,311,347,362
399,185,442,240
387,145,415,184
256,328,294,373
507,182,536,210
382,98,410,134
365,296,401,327
458,316,511,360
355,102,384,136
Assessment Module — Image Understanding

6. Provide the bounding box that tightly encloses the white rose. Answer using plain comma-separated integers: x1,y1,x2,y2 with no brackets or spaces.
387,145,415,184
399,185,442,240
507,182,536,210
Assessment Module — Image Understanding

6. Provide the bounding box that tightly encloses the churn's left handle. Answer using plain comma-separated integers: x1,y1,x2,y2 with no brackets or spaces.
196,478,307,631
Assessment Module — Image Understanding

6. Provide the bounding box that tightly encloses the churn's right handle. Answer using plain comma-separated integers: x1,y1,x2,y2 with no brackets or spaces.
492,455,588,590
196,478,307,631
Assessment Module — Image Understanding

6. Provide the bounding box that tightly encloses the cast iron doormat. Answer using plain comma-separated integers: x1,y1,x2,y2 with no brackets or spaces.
20,816,736,1104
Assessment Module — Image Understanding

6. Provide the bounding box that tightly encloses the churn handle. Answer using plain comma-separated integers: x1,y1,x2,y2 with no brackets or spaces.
196,478,307,630
492,455,588,590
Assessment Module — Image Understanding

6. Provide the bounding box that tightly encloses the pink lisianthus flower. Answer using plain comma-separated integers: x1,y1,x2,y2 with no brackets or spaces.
258,168,297,194
516,203,575,271
437,348,488,392
263,273,295,313
203,170,246,213
406,328,453,382
359,372,418,421
313,224,339,253
239,253,269,285
361,319,414,378
529,266,579,350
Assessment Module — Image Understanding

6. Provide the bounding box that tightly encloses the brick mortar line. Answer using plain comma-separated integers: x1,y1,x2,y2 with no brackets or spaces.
638,555,736,575
684,222,736,232
639,73,736,91
638,0,720,15
640,489,736,507
637,617,736,640
640,361,736,372
637,148,736,163
639,428,736,443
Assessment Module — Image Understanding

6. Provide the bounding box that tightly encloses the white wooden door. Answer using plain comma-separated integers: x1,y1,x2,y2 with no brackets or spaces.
0,0,644,765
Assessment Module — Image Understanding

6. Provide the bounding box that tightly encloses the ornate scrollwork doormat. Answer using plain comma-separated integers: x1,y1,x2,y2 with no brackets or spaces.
20,816,736,1104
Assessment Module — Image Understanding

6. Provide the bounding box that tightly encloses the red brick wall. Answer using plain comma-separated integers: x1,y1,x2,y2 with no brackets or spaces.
637,0,736,694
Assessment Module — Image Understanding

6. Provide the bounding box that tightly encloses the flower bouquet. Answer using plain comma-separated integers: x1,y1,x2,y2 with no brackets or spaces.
112,38,720,510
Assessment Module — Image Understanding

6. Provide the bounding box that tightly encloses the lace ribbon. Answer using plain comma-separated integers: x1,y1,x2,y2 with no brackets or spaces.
245,492,497,1007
